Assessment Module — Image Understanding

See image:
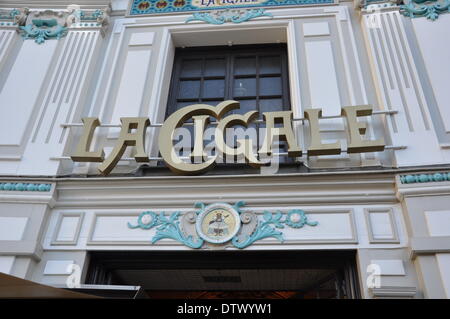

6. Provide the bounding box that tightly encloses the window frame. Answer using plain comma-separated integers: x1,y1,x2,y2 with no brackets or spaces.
165,43,291,118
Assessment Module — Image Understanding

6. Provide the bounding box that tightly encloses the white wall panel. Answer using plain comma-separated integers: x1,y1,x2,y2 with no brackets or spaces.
369,211,394,240
304,40,341,117
0,40,57,146
55,216,81,242
0,217,28,240
43,260,74,275
425,210,450,236
88,214,155,243
110,34,154,125
282,211,355,242
412,15,450,133
370,259,405,276
303,22,330,37
0,256,15,274
436,253,450,298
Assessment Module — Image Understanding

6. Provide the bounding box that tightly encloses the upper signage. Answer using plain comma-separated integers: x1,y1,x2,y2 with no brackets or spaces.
129,0,335,16
70,100,385,176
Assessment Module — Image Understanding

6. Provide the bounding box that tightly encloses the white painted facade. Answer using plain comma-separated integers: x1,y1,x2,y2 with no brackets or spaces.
0,0,449,298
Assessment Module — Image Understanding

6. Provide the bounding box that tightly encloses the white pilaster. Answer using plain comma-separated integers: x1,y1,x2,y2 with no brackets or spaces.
18,29,105,175
361,8,445,167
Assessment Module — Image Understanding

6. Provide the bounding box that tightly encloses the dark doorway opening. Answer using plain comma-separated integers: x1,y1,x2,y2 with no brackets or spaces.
86,250,360,299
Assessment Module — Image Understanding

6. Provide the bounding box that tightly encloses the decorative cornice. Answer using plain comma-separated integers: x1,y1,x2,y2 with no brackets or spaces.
185,8,273,25
399,172,450,184
0,182,51,191
400,0,450,20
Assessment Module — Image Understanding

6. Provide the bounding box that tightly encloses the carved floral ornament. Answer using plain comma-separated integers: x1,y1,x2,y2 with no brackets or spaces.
0,5,110,43
358,0,450,20
70,101,386,176
128,202,318,249
400,0,450,20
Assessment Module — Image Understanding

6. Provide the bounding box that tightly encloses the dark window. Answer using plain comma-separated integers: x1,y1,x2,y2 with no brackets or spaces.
166,44,290,116
165,44,293,163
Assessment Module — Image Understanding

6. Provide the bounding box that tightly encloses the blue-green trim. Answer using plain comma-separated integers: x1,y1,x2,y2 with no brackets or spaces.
185,8,272,24
19,19,68,44
400,172,450,184
128,202,318,249
0,183,51,192
400,0,450,21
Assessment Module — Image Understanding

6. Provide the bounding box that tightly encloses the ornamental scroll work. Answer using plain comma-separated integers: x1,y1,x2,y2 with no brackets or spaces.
0,6,110,44
400,0,450,21
70,101,386,176
130,0,335,16
127,202,318,249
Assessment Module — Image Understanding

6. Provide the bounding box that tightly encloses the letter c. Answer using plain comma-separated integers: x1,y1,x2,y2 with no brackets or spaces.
159,101,239,175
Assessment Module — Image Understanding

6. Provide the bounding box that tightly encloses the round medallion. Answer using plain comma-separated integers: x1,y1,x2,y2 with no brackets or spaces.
196,203,241,244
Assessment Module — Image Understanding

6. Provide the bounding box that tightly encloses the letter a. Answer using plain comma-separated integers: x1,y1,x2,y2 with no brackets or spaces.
98,117,150,175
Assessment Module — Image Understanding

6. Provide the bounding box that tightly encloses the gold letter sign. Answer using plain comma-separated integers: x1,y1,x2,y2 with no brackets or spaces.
71,102,385,175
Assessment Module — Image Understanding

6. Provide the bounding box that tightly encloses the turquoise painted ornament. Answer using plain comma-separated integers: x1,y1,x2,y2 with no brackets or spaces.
130,0,334,16
232,209,318,248
128,211,204,248
19,19,68,44
400,0,450,21
0,182,52,192
128,202,318,249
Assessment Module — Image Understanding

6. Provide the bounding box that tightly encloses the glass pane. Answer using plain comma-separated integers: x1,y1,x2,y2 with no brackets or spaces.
178,80,200,99
177,101,198,110
180,59,202,77
203,100,224,106
204,58,226,76
260,56,281,74
234,99,257,114
259,98,284,114
234,57,256,75
260,77,282,96
203,79,225,99
234,78,256,97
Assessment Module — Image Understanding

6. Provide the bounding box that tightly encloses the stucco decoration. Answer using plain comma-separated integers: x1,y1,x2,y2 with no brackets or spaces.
66,5,110,35
400,0,450,20
17,5,110,44
19,10,68,44
0,8,28,27
128,202,318,249
185,8,273,24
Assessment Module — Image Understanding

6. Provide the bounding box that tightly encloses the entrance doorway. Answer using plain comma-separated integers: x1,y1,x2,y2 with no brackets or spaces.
86,250,360,299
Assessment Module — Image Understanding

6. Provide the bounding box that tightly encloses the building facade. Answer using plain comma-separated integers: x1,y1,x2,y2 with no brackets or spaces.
0,0,450,299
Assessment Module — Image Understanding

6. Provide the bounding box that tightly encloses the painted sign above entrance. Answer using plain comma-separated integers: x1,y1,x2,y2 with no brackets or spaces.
129,0,335,16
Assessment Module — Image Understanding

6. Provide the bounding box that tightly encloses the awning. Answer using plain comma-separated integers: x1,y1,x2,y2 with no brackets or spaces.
0,272,98,298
